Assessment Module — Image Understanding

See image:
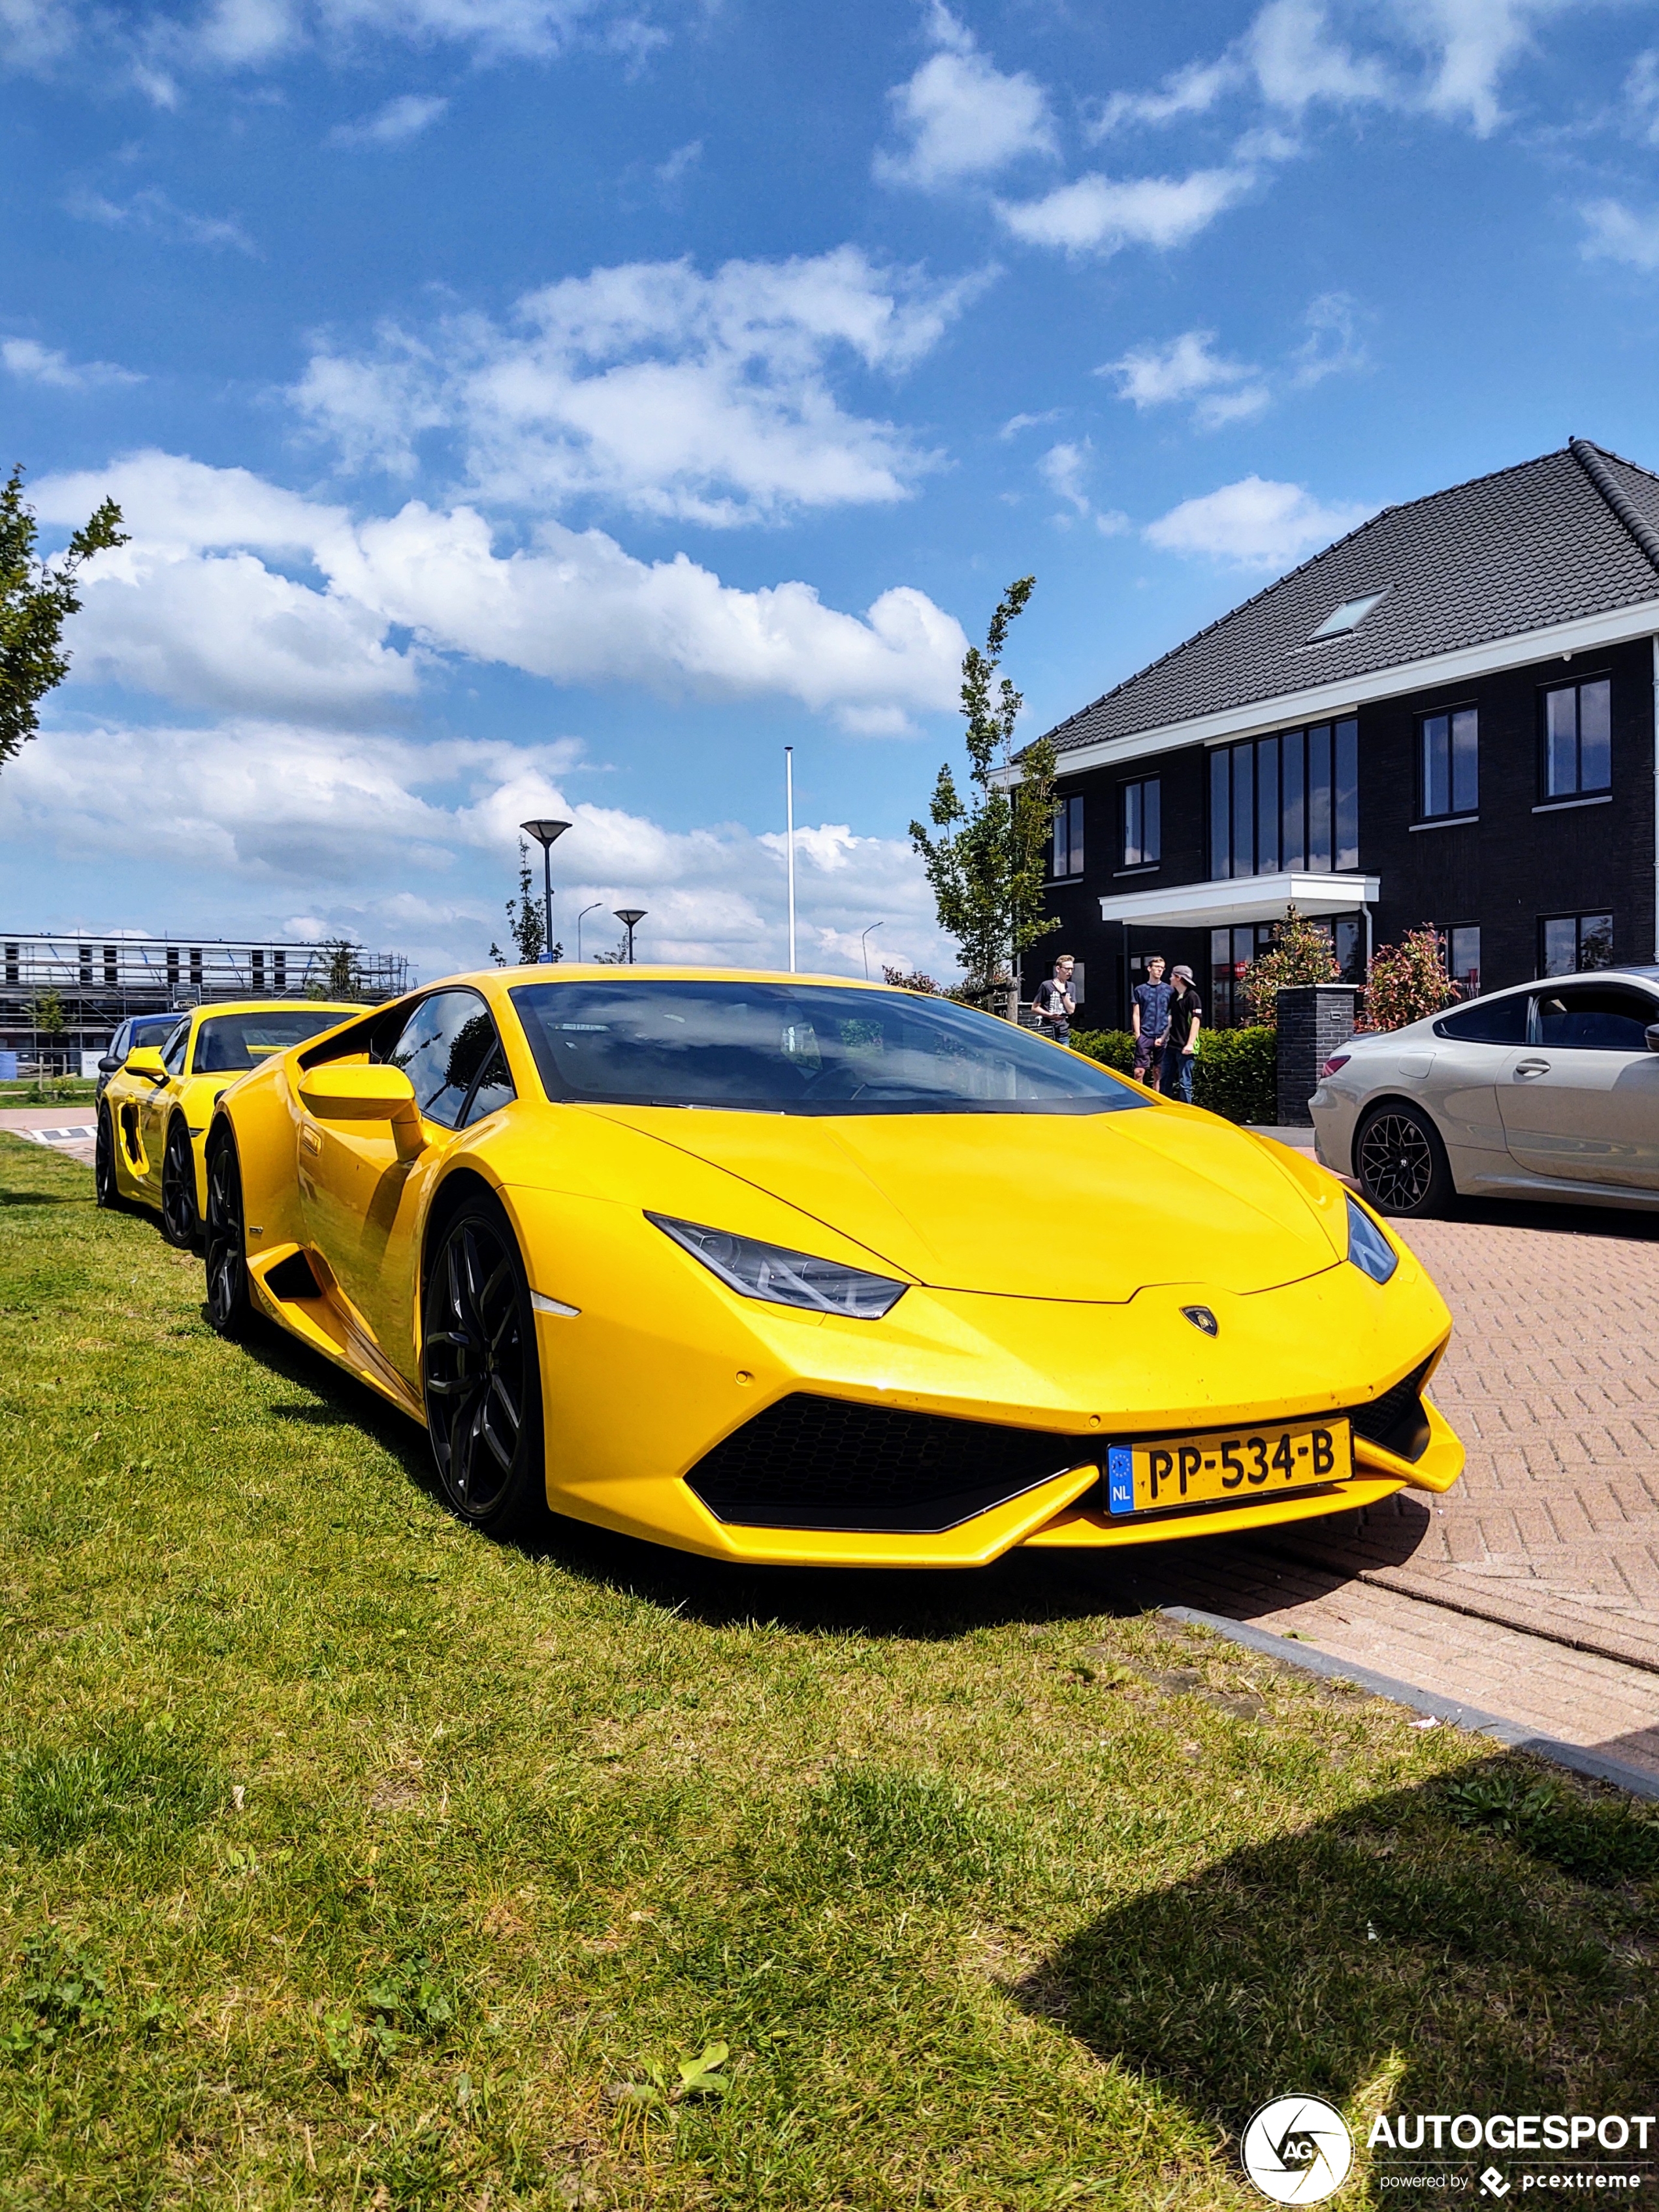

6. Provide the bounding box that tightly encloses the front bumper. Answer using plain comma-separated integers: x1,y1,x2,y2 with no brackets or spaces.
507,1185,1462,1569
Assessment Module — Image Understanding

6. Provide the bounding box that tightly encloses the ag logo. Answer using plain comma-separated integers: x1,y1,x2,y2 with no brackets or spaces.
1240,2096,1354,2204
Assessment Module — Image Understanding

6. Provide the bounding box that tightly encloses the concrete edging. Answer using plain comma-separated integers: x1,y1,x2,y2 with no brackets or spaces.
1162,1602,1659,1804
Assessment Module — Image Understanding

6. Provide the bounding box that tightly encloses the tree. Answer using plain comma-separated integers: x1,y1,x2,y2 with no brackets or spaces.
308,938,362,999
489,838,560,966
1,465,127,773
881,963,941,995
1364,927,1459,1033
1240,905,1341,1027
909,577,1057,1015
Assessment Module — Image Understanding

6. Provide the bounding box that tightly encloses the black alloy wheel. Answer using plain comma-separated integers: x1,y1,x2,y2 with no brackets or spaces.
421,1200,545,1539
161,1118,201,1249
1355,1104,1453,1219
94,1107,121,1210
204,1133,252,1336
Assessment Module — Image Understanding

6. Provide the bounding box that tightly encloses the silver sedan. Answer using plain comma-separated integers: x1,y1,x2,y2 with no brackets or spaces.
1308,966,1659,1217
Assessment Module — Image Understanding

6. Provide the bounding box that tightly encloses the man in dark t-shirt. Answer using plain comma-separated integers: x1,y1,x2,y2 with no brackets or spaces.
1162,964,1202,1102
1032,953,1076,1044
1131,956,1171,1087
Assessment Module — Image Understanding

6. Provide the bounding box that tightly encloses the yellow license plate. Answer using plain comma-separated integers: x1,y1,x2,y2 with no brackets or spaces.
1104,1419,1351,1515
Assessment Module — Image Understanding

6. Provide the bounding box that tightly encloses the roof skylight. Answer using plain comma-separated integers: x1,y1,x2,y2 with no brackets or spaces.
1308,590,1387,641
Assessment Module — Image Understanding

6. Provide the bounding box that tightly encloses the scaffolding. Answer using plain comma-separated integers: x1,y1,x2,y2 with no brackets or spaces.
0,933,413,1066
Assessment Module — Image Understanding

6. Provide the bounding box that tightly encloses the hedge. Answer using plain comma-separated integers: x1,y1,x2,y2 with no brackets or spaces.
1069,1024,1278,1126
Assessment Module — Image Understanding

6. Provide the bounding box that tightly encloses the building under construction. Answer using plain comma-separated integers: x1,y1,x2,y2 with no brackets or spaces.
0,933,412,1067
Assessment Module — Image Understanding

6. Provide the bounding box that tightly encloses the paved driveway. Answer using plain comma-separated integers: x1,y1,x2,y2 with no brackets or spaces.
1117,1185,1659,1784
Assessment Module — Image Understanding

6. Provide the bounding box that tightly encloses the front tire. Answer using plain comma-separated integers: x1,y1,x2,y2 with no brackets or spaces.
204,1132,252,1336
95,1108,122,1210
1355,1103,1453,1218
161,1118,200,1249
421,1198,546,1539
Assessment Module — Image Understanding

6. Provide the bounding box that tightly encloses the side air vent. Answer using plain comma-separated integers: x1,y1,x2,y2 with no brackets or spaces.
1347,1359,1433,1464
263,1248,324,1302
686,1394,1092,1534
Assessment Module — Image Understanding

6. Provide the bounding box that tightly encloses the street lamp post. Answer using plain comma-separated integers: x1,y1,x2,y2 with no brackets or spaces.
519,818,572,963
575,901,602,961
614,908,646,965
860,922,884,980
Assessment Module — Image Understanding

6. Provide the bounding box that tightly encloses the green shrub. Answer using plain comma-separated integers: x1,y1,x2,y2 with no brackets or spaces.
1070,1023,1277,1124
1193,1025,1277,1125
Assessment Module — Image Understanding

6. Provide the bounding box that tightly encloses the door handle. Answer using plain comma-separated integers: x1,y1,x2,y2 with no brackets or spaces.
1514,1058,1551,1078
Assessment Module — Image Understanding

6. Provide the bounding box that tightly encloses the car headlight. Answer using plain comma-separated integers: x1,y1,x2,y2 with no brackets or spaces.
1346,1195,1398,1285
649,1213,907,1319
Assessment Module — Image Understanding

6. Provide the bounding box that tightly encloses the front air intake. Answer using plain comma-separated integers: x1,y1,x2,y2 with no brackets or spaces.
1347,1359,1433,1464
686,1393,1092,1534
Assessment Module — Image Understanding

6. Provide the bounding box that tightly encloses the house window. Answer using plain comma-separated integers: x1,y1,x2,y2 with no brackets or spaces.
1210,718,1358,878
1540,912,1613,976
1420,708,1477,819
1543,678,1611,798
1121,778,1159,867
1052,794,1084,880
1447,925,1481,998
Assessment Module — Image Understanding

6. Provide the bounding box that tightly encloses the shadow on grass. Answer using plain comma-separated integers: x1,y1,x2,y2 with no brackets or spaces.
1015,1754,1656,2156
0,1187,89,1205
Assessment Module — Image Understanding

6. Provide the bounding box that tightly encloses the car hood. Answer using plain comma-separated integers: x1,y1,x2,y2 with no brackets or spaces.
585,1103,1345,1301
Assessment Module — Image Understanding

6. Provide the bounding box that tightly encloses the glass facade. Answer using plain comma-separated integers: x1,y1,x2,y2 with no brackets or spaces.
1210,718,1359,878
1447,924,1481,997
1208,913,1364,1029
1541,913,1613,976
1121,777,1159,867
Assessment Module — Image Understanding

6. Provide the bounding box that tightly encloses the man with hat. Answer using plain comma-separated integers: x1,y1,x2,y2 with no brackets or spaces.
1162,963,1202,1102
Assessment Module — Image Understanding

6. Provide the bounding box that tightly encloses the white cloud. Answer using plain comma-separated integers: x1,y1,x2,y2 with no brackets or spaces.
1246,0,1394,113
1035,440,1130,534
65,185,254,253
996,166,1257,254
1091,57,1240,135
33,449,969,731
327,91,448,144
0,716,953,981
1,337,142,389
1396,0,1565,136
654,136,701,187
291,247,984,524
1628,48,1659,142
1581,196,1659,270
1101,330,1269,428
1144,474,1375,568
997,408,1063,438
1290,288,1367,383
877,4,1057,190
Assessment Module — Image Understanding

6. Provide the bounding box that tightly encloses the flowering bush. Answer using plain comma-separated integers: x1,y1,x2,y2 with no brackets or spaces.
1240,905,1340,1027
1363,927,1459,1033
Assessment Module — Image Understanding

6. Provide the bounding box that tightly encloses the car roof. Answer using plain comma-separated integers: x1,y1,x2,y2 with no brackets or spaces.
1462,967,1659,1004
453,965,927,992
185,998,366,1024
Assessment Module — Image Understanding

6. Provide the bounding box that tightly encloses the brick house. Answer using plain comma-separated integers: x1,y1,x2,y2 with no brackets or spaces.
1026,438,1659,1031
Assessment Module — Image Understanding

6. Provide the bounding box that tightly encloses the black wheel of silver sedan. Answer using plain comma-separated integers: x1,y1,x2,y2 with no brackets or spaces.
1355,1104,1453,1218
204,1132,252,1336
422,1200,545,1539
161,1118,200,1249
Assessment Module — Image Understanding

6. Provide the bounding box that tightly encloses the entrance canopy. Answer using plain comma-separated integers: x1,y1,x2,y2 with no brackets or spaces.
1097,871,1379,930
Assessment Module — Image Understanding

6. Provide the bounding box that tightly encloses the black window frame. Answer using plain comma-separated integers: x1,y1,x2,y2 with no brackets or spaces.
1539,675,1612,801
1051,793,1084,881
1526,980,1659,1051
1443,922,1481,1000
1209,718,1359,880
1417,704,1478,822
1119,776,1160,870
379,986,516,1130
1537,911,1614,978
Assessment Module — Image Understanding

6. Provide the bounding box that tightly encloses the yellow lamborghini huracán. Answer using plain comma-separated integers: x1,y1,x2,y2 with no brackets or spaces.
202,969,1463,1566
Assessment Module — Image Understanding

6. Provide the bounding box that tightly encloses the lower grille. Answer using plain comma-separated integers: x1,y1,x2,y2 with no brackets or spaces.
686,1394,1091,1533
1347,1359,1434,1464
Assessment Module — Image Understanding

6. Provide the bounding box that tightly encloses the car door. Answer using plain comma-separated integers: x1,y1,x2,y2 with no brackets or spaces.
300,988,513,1381
136,1018,190,1196
1496,982,1659,1189
1421,987,1532,1157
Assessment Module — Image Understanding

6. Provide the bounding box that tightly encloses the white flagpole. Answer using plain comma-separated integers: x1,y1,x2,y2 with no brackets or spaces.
784,745,797,972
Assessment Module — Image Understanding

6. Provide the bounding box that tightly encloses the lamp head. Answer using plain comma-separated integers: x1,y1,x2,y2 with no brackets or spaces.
520,818,572,848
614,908,646,927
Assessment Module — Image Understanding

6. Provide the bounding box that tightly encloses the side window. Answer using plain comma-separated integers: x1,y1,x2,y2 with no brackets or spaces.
162,1021,190,1076
387,991,511,1129
1433,993,1528,1045
1532,985,1658,1052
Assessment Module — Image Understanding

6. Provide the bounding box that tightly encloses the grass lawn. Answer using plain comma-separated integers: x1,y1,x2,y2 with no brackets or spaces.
1,1131,1654,2209
0,1079,97,1106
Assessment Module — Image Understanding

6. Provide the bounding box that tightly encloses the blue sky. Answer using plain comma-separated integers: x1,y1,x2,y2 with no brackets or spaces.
3,0,1658,982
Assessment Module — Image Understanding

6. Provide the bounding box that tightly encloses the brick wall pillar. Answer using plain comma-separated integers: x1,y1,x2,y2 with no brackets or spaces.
1276,985,1360,1126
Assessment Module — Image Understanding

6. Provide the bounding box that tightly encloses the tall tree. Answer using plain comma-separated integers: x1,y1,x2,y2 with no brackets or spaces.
489,838,560,966
1,466,127,773
909,577,1057,1014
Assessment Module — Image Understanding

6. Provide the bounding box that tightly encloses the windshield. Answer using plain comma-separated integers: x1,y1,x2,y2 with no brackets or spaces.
509,980,1149,1117
193,1008,353,1074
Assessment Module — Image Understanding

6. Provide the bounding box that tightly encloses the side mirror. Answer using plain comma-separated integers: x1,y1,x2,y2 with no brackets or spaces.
298,1062,426,1157
1646,1025,1659,1054
125,1047,168,1081
97,1055,120,1074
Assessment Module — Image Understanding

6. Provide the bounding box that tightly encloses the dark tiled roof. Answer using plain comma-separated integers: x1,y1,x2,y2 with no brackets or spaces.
1042,440,1659,757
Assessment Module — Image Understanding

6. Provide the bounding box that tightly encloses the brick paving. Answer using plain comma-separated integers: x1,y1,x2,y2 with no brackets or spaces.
1118,1187,1659,1784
